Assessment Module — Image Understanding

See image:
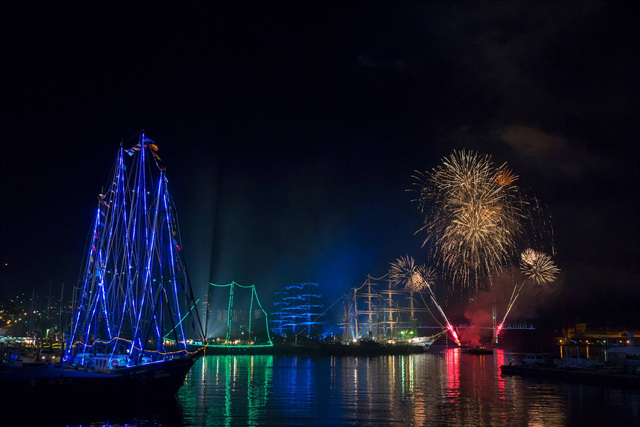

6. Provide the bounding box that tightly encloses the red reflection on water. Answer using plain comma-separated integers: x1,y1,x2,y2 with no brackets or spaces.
445,348,460,402
495,349,506,401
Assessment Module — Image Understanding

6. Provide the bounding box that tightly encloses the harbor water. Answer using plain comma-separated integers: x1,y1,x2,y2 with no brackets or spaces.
14,348,640,426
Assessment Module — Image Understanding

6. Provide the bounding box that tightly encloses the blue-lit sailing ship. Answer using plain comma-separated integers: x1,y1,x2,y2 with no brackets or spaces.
64,133,204,382
0,133,204,401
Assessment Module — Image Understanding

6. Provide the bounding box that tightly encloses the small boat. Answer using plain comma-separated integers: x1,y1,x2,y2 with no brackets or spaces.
1,134,205,401
462,346,493,355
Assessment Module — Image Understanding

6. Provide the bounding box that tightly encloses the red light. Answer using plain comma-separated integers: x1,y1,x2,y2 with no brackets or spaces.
446,323,461,346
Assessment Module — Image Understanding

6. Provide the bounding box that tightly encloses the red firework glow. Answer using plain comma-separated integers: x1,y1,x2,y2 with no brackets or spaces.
494,323,504,340
447,323,461,346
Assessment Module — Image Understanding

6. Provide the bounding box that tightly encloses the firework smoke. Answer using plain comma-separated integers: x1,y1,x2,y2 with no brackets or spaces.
412,149,525,292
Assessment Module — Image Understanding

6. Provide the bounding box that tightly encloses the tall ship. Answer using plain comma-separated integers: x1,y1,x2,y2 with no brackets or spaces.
1,133,205,400
202,281,275,354
341,274,445,352
271,282,326,340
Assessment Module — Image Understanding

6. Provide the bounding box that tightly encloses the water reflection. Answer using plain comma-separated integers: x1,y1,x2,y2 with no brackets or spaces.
6,393,183,426
175,352,639,426
12,351,638,425
179,355,273,426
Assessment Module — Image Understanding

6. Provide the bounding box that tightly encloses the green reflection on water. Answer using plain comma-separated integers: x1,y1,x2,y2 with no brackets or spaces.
179,354,273,426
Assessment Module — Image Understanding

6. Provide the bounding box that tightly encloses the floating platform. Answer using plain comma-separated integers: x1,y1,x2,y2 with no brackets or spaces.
500,364,640,388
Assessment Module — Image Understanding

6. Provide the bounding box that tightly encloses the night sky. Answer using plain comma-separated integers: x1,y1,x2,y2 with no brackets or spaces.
1,3,638,329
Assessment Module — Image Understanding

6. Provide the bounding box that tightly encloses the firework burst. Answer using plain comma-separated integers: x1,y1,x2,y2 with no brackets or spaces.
412,149,525,291
389,255,436,292
390,256,461,345
494,167,518,187
520,248,560,285
495,249,560,341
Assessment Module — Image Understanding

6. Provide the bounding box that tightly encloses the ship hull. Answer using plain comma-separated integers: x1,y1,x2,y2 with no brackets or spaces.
273,340,432,356
0,352,199,402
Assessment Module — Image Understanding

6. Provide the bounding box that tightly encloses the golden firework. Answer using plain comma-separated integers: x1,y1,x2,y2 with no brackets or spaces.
389,255,435,292
494,167,518,187
412,149,524,291
520,248,560,285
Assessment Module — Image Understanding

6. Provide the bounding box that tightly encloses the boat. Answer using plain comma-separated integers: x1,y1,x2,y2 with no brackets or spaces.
273,338,430,356
333,274,445,354
325,338,428,356
462,346,493,355
605,345,640,373
199,281,275,354
407,335,439,350
1,133,204,401
0,341,50,368
500,363,640,388
270,332,443,357
500,351,640,388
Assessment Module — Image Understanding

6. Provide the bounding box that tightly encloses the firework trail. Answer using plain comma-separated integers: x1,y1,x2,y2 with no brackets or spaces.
390,256,461,346
412,149,525,292
495,249,559,339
